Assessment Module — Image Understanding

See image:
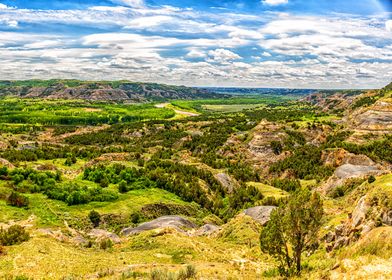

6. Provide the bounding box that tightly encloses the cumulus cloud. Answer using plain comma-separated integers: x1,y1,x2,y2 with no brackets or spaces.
262,0,288,6
0,2,390,88
207,49,241,63
186,49,206,58
0,4,11,9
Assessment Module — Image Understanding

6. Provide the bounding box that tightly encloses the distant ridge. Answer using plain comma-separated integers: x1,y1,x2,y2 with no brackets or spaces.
0,80,222,101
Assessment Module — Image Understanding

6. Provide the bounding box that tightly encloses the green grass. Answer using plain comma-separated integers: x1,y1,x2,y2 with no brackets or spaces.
0,97,175,126
247,182,288,199
171,96,295,113
202,104,265,112
0,186,192,228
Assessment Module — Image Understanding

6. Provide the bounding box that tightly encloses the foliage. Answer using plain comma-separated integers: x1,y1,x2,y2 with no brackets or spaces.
270,145,334,181
6,192,29,208
0,225,30,246
99,238,113,250
88,210,101,228
260,188,324,276
341,136,392,163
368,175,376,183
46,183,118,205
0,98,175,126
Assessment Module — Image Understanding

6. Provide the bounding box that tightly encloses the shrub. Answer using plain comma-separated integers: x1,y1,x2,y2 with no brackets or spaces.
150,269,175,280
177,265,197,280
0,225,30,246
88,210,101,228
99,178,109,188
99,238,113,250
118,180,128,193
6,192,29,208
0,245,5,255
368,175,376,183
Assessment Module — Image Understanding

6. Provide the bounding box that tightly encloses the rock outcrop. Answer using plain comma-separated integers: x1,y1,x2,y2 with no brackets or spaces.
320,163,384,195
324,194,392,252
243,206,277,226
121,215,197,236
214,173,238,194
193,224,221,236
88,229,121,243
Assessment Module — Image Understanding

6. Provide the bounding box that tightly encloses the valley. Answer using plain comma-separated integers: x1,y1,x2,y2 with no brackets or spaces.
0,81,391,279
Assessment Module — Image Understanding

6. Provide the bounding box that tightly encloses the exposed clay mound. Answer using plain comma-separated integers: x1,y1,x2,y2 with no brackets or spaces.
334,164,381,180
302,90,365,112
215,173,238,194
347,84,392,133
121,215,197,236
322,149,377,167
351,107,392,131
243,206,277,226
193,224,221,236
88,229,121,243
0,158,14,169
245,121,289,170
83,153,130,168
320,163,384,195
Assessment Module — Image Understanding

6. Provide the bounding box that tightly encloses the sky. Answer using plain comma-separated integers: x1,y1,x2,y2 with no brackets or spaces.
0,0,391,88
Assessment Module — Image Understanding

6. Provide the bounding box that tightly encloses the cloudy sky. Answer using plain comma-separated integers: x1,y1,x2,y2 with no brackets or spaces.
0,0,391,88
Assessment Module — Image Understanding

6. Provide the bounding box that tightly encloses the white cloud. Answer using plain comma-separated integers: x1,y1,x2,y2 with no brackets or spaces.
208,49,241,63
186,49,206,58
262,0,288,6
0,4,11,9
110,0,144,8
386,20,392,32
0,18,18,28
0,3,390,88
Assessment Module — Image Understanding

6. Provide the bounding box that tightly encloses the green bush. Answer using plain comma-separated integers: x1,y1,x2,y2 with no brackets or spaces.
99,238,113,250
0,225,30,246
6,192,29,208
88,210,101,228
368,175,376,183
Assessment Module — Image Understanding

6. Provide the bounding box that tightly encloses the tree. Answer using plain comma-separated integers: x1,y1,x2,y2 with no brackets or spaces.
260,188,323,276
88,210,101,228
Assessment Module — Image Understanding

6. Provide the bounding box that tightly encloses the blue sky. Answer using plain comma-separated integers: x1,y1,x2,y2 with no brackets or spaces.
0,0,391,88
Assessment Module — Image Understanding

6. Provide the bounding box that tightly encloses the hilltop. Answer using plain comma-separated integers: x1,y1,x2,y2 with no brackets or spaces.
0,80,221,102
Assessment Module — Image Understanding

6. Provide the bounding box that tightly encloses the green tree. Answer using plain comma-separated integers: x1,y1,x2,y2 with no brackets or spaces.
260,188,323,276
88,210,101,228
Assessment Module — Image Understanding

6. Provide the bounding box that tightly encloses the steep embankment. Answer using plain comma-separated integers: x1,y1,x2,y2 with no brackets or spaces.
0,80,221,101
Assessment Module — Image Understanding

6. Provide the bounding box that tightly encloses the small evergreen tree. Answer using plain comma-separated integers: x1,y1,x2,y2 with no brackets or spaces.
260,188,323,276
88,210,101,228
